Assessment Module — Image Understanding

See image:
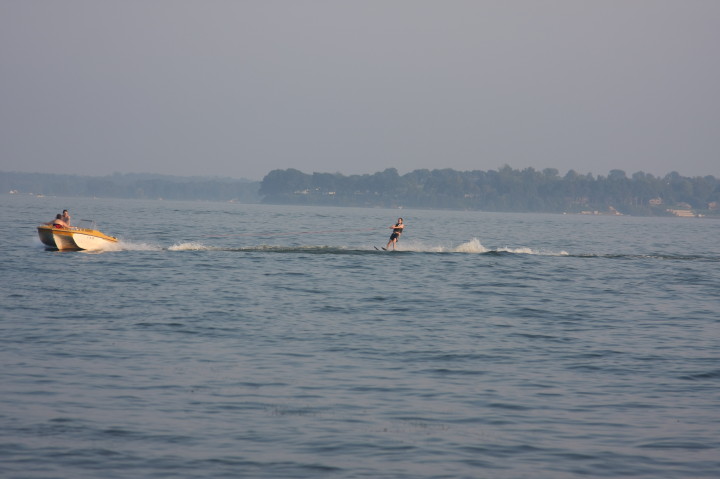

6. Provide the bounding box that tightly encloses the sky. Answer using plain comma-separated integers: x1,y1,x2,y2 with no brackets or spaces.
1,1,719,181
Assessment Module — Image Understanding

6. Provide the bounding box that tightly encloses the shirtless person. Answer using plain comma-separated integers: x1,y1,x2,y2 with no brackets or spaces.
47,214,69,228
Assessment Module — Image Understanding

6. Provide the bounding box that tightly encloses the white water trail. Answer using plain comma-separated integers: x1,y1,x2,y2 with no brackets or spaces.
399,238,569,255
70,237,570,256
452,238,491,253
495,245,569,256
167,242,215,251
112,240,164,251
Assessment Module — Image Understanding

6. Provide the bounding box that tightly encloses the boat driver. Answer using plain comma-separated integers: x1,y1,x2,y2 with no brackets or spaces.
48,214,69,229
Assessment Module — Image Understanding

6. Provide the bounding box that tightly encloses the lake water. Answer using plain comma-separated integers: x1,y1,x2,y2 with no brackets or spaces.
1,194,719,478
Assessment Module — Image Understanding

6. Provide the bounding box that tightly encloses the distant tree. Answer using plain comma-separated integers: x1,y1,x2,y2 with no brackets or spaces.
259,169,310,199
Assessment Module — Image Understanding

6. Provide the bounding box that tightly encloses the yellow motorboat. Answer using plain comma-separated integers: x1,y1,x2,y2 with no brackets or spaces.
38,220,118,251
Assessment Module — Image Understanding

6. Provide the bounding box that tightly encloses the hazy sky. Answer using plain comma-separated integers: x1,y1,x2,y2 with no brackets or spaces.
2,1,719,180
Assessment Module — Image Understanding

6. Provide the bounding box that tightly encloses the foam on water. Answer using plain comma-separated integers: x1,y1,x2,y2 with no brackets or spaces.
113,240,164,251
495,245,570,256
168,241,215,251
452,238,490,253
400,238,569,256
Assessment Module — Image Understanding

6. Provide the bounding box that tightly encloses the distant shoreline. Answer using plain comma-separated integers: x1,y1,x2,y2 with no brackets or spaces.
3,168,719,217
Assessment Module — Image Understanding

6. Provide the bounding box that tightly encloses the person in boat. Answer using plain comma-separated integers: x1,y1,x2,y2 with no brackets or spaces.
385,218,404,250
62,209,71,226
47,214,69,229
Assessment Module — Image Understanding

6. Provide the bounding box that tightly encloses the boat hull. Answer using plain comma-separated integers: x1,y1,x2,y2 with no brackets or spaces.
37,226,58,248
37,225,118,251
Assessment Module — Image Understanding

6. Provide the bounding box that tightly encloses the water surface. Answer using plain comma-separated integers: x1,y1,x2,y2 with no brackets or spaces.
1,194,719,478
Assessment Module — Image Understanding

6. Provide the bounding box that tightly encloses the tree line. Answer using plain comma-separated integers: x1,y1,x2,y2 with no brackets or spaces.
1,172,260,203
259,167,720,215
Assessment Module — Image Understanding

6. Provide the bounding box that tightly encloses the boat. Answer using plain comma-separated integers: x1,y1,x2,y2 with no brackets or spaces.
37,219,119,251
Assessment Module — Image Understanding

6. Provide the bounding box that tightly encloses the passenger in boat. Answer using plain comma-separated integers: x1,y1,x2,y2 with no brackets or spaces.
48,214,69,229
385,218,404,250
62,209,71,226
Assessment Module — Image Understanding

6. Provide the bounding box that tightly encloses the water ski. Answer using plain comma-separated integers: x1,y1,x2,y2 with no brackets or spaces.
374,246,388,251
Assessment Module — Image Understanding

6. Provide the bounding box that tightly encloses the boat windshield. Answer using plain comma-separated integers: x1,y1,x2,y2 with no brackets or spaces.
77,219,97,230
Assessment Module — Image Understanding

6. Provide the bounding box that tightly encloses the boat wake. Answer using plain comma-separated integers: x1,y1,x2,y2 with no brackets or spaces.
111,240,164,251
162,238,570,256
400,238,569,256
41,238,715,261
55,237,566,256
168,243,360,254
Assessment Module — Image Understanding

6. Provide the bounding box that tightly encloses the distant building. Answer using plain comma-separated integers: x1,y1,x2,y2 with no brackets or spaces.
649,197,662,206
667,208,696,217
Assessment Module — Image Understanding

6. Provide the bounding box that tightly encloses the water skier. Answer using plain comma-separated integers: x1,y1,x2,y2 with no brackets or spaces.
384,218,404,250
